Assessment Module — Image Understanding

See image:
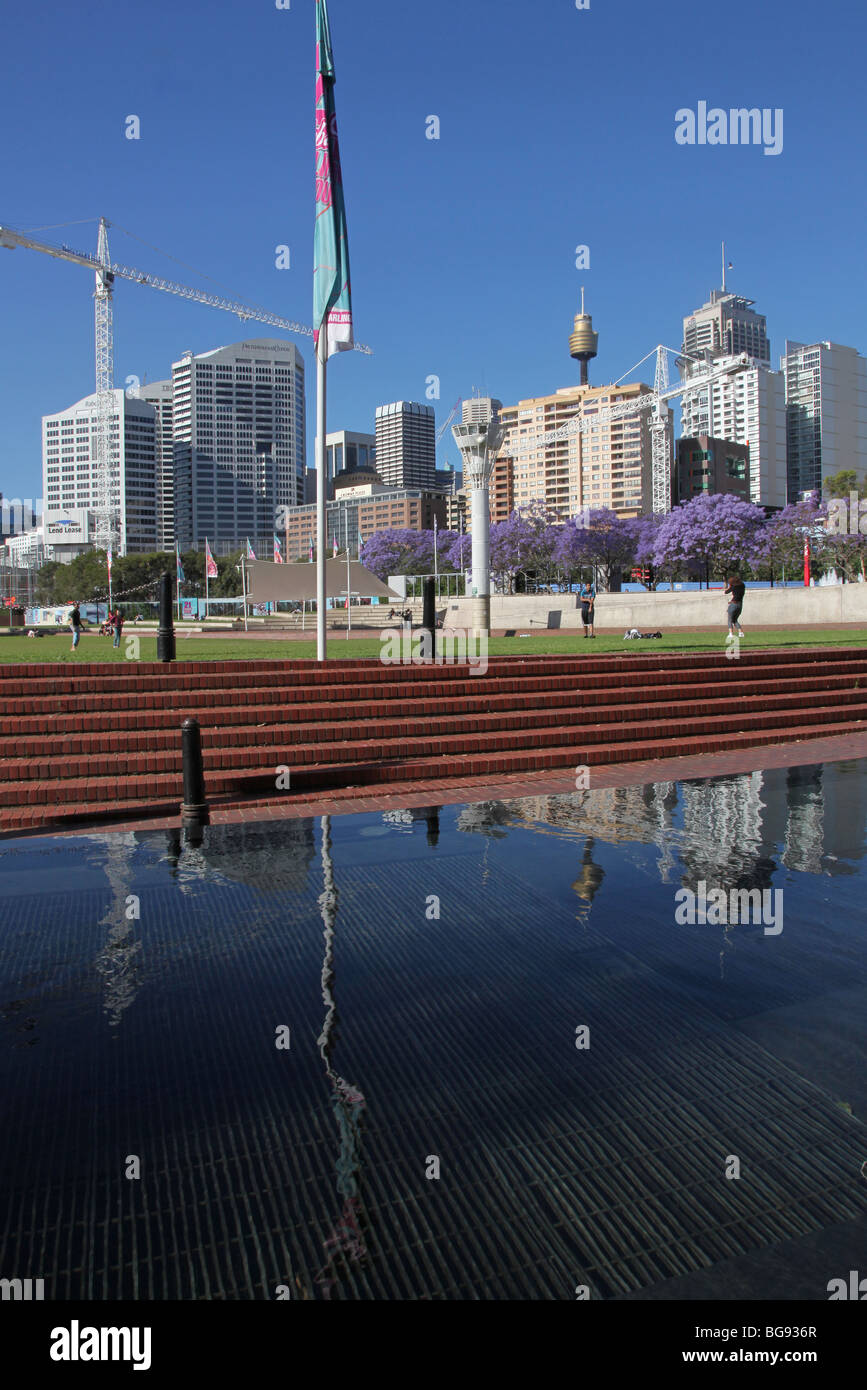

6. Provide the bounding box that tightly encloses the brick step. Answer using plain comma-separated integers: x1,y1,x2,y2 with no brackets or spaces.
4,716,867,834
2,700,864,806
0,669,861,745
4,654,867,719
0,645,862,698
2,684,865,771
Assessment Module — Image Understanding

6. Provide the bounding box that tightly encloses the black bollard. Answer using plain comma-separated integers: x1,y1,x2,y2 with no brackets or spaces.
181,716,209,830
157,571,175,663
421,576,436,659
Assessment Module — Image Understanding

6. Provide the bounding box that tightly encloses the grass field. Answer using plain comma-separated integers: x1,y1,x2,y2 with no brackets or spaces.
0,628,865,664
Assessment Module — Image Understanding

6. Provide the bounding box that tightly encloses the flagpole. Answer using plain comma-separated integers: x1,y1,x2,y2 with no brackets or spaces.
176,544,181,622
205,539,209,622
346,545,351,639
316,328,327,660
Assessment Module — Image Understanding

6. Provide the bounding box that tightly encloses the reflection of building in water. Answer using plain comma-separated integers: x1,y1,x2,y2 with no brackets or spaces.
86,832,143,1030
813,761,867,869
679,772,775,892
382,806,440,845
456,763,867,888
456,802,514,838
137,818,316,894
461,784,680,880
781,765,824,875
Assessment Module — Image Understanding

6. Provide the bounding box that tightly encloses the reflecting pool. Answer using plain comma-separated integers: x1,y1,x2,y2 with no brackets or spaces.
1,759,866,1300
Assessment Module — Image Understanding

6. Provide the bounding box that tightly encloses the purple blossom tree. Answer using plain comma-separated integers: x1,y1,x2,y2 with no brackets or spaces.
653,493,766,587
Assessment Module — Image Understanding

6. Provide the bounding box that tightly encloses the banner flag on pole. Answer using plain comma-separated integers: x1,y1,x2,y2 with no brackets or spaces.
332,535,338,557
273,534,283,564
314,0,353,359
106,548,112,582
308,535,314,563
246,538,256,561
205,539,218,580
176,543,184,584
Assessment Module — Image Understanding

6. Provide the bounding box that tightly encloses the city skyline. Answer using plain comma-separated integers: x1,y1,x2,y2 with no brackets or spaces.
1,0,864,506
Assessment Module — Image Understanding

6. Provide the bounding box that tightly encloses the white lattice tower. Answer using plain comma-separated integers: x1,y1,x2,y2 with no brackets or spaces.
451,415,505,619
93,218,117,555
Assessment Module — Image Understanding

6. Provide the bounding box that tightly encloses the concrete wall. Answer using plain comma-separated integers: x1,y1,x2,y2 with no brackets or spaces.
444,585,867,630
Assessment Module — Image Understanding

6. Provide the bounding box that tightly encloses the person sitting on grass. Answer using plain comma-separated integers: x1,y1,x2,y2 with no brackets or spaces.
579,579,596,638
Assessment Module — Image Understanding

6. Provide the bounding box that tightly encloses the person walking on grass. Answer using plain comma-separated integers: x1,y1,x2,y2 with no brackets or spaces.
579,578,596,638
112,609,125,649
69,602,82,651
725,574,746,638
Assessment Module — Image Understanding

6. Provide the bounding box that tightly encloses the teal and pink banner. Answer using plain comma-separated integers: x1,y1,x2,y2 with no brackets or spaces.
204,539,218,580
313,0,353,359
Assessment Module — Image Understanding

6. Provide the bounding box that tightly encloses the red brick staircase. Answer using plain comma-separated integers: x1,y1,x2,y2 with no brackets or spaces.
1,647,866,834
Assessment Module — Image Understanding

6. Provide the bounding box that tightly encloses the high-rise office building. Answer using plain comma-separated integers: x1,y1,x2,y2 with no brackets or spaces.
781,340,867,499
42,389,158,554
374,401,436,489
323,430,376,481
497,382,662,520
679,358,787,507
682,289,770,365
138,380,174,550
461,397,502,426
172,338,305,553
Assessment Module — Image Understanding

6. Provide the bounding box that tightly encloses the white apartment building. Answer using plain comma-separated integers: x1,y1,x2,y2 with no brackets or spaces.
139,379,175,549
679,358,787,508
781,340,867,499
172,339,305,554
497,382,663,519
3,525,46,569
42,389,158,554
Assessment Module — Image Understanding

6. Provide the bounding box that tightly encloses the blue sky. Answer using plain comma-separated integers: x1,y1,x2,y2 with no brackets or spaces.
1,0,865,503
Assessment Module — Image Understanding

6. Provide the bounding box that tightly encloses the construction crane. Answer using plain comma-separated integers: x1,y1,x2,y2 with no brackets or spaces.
436,397,462,446
507,346,752,514
0,217,372,553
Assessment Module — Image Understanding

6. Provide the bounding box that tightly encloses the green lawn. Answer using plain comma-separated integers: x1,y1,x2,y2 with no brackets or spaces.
0,628,865,664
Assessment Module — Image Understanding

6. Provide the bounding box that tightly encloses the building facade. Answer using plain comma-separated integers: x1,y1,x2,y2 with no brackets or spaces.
679,358,787,508
682,289,770,365
278,487,447,561
374,401,436,490
172,339,305,554
323,430,376,482
781,340,867,499
3,525,46,569
675,436,751,503
42,389,158,554
497,381,661,520
138,379,174,550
